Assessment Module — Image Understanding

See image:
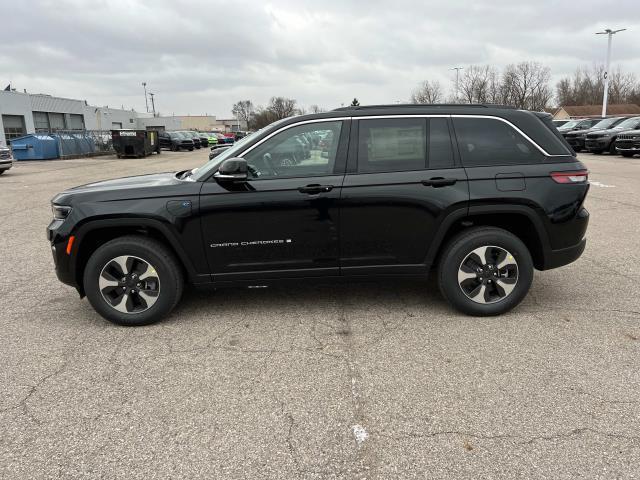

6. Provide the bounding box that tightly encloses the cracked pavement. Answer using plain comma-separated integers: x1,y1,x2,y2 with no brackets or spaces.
1,150,639,479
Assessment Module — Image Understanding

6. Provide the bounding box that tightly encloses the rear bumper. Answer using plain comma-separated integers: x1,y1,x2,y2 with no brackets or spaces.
543,238,586,270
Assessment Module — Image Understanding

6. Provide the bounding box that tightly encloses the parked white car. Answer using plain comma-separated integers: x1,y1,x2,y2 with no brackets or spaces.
0,143,13,175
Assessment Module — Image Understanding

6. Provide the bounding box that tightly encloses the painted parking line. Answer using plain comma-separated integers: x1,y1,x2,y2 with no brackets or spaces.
590,181,616,188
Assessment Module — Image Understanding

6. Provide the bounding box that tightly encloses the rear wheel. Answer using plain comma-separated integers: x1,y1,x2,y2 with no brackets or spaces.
84,236,183,326
609,141,618,155
438,227,533,316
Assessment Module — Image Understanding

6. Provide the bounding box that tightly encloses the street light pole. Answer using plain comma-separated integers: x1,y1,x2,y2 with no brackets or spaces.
596,28,626,117
451,67,463,103
142,82,149,113
149,92,156,117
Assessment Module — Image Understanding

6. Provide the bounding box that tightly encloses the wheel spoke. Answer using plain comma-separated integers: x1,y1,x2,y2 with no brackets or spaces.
469,246,489,265
496,277,517,297
112,256,129,276
468,284,488,304
138,263,158,281
497,253,517,270
457,269,477,283
138,290,158,308
99,270,119,290
112,293,130,313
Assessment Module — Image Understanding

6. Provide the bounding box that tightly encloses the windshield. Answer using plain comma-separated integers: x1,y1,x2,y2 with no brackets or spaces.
192,119,290,181
559,120,579,129
591,118,620,129
614,117,640,129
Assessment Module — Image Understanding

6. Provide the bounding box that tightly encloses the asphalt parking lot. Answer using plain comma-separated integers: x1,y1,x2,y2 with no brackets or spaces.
1,149,639,479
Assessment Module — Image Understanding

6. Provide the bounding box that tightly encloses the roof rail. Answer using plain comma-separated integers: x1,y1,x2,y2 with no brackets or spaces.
332,103,517,111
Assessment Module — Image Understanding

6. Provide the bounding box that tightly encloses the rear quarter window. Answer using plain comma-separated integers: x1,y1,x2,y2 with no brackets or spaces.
453,118,544,167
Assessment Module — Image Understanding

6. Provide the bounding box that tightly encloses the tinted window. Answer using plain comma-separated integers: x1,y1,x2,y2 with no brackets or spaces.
358,118,426,173
428,118,454,168
453,118,543,166
243,121,342,179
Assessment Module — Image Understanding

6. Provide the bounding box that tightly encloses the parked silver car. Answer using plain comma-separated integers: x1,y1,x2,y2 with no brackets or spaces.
0,143,13,175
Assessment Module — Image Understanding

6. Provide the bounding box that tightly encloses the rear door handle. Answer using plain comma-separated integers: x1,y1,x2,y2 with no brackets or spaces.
421,177,457,188
298,184,334,194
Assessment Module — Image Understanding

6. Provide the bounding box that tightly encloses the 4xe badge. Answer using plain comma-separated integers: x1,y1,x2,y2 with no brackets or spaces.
210,239,293,248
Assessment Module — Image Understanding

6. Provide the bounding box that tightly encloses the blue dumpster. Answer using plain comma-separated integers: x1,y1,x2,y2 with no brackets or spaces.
10,134,59,160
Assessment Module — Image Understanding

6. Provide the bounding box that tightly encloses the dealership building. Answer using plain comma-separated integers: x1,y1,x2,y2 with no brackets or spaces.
0,90,246,145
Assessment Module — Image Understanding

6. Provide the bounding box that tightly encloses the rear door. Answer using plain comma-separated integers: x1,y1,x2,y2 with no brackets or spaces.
339,116,469,275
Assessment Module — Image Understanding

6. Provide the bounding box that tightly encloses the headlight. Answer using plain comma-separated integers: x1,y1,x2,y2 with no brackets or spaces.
52,204,72,220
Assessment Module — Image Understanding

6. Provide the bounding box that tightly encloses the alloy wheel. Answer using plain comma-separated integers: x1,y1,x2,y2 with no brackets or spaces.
98,255,161,314
457,245,518,304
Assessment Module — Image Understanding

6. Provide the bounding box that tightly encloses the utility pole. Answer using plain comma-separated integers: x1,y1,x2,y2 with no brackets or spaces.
451,67,463,103
596,28,626,117
149,92,156,117
142,82,149,113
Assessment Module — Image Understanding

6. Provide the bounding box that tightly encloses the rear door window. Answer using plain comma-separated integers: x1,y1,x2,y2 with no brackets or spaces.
453,118,543,167
357,118,426,173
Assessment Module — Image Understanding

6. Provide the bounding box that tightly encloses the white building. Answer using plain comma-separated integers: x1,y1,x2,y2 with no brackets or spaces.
0,90,183,144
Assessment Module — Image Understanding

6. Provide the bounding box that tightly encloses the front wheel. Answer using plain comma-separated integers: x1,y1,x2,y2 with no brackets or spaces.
437,227,533,316
621,152,634,158
84,236,184,326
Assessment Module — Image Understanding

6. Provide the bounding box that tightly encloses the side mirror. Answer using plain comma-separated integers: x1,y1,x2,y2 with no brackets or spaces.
214,158,248,182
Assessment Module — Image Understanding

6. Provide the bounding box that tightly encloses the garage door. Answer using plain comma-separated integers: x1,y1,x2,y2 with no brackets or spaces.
2,115,26,142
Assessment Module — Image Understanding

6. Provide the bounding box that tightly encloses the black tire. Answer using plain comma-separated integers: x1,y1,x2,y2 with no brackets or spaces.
437,227,534,316
621,152,634,158
609,141,617,155
171,144,178,152
0,170,5,175
83,236,184,326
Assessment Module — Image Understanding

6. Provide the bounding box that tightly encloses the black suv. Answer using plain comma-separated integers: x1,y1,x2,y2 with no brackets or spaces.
158,131,195,151
48,105,589,326
585,116,640,154
564,117,624,152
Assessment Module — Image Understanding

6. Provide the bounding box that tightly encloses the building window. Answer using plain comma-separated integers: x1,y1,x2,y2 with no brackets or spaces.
48,112,66,131
2,115,26,142
33,111,51,131
67,114,85,131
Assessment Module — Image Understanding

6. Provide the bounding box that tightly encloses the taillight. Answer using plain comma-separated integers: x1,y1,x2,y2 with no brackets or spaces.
550,170,589,184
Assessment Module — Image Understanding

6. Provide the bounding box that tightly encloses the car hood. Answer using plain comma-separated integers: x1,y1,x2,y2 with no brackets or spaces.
52,171,197,205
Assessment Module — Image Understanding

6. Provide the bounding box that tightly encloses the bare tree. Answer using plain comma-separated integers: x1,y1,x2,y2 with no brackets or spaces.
502,62,552,110
458,66,495,104
308,104,326,113
231,100,254,126
268,97,298,120
410,80,443,103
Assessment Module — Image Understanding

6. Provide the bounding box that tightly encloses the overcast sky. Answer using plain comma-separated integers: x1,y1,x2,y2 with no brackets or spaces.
1,0,639,117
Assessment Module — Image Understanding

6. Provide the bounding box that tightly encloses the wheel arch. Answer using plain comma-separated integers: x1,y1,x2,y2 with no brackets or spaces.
427,205,551,271
72,218,199,296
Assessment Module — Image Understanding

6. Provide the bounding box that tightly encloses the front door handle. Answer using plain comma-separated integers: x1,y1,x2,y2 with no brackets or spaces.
298,184,334,194
421,177,457,188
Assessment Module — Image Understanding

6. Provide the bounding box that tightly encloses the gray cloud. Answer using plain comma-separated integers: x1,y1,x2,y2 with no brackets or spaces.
1,0,639,116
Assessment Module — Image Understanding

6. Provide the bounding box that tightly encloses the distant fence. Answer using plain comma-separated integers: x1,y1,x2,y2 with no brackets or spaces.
35,129,114,158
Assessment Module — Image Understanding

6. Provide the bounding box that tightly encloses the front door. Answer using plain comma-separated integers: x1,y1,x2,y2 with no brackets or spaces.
340,116,469,275
199,120,349,282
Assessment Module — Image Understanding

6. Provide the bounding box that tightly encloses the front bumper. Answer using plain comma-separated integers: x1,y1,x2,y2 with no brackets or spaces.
566,137,586,149
47,220,78,288
0,159,13,170
585,138,610,150
615,140,640,152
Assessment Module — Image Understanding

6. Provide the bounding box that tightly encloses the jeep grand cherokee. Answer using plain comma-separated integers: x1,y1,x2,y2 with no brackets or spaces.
48,104,589,326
